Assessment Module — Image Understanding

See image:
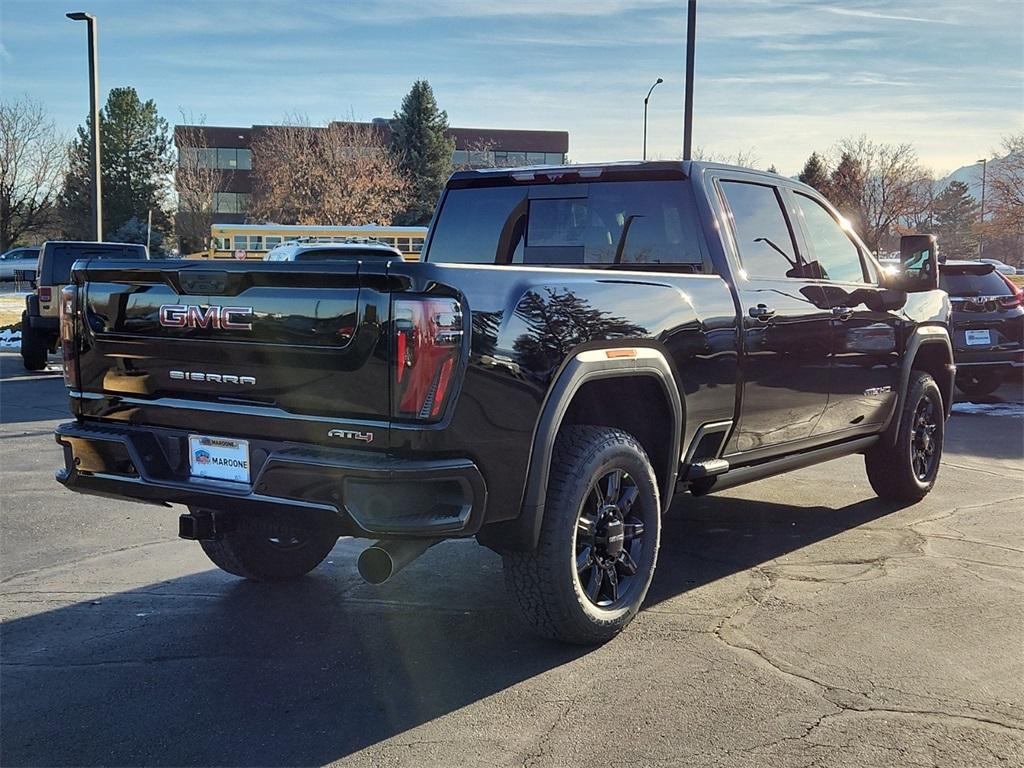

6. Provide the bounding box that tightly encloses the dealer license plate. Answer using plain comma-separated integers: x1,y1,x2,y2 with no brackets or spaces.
188,435,251,483
965,329,992,346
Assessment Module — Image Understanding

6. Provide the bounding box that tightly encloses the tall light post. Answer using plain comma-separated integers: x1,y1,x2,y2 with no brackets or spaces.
642,78,663,161
682,0,697,160
66,11,102,242
977,157,987,258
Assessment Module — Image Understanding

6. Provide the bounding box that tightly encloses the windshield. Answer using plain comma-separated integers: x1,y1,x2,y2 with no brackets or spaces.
939,266,1012,297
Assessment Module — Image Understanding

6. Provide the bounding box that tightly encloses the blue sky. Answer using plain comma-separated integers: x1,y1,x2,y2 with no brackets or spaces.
1,0,1021,174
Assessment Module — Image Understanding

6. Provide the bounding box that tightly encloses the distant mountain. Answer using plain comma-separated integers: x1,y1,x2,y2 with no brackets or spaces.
937,154,1016,200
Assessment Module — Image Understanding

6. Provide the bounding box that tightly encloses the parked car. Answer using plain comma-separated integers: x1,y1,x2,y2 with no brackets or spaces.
0,246,40,282
264,239,404,262
939,260,1024,396
21,241,148,371
53,161,953,645
979,258,1018,276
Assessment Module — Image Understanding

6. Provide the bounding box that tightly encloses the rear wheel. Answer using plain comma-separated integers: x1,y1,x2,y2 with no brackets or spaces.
19,312,47,371
955,368,1002,397
197,511,338,581
865,371,944,503
503,425,661,645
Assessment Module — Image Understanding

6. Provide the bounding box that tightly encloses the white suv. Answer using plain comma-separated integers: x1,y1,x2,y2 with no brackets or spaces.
264,239,404,262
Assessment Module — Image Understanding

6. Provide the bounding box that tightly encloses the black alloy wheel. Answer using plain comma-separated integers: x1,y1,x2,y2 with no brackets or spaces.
574,468,649,608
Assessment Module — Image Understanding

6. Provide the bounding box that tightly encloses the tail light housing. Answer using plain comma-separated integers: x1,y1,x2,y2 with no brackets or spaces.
392,297,463,421
38,286,53,304
997,272,1023,309
59,284,78,388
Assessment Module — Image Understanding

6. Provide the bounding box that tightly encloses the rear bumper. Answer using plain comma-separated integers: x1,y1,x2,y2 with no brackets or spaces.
953,347,1024,370
54,421,488,538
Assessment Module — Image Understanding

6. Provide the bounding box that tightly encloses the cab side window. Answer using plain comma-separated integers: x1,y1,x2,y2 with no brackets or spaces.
719,181,800,279
795,193,867,283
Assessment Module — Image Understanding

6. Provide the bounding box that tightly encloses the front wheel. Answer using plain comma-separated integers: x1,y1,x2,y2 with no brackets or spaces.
198,511,338,581
865,371,944,503
503,425,661,645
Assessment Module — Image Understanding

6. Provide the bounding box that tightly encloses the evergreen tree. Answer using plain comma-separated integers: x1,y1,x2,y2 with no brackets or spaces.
766,164,779,175
797,151,830,192
390,80,455,225
933,181,979,260
828,151,866,227
59,87,173,240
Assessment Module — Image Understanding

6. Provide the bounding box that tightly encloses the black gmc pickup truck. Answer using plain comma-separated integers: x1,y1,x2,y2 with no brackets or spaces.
54,161,953,644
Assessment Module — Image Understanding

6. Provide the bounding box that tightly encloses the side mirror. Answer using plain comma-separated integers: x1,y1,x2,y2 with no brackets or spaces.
896,234,939,292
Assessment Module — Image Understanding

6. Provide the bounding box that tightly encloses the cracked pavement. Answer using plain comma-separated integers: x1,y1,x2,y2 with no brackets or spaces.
1,350,1022,767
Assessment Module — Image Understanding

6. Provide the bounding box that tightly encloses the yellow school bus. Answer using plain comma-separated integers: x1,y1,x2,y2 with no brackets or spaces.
190,224,429,261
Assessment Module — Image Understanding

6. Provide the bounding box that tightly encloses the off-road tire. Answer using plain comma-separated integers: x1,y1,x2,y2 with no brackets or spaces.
20,312,47,371
865,371,944,503
954,369,1002,398
198,512,338,582
503,425,661,645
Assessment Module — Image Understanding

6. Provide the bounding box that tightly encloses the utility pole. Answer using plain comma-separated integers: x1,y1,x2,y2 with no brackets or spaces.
977,158,987,258
682,0,697,161
67,12,103,241
643,78,663,161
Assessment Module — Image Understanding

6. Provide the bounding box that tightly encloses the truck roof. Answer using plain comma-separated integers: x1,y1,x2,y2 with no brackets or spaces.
448,159,791,187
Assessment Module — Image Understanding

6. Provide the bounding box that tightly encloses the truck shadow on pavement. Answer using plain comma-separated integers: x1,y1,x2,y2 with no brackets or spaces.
1,493,908,767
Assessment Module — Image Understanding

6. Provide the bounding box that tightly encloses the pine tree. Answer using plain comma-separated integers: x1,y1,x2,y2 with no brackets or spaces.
933,181,979,260
797,152,830,192
390,80,455,225
59,87,173,240
828,151,865,227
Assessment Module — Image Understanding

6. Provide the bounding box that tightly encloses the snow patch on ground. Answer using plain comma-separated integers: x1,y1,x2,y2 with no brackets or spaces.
0,328,21,349
951,401,1024,418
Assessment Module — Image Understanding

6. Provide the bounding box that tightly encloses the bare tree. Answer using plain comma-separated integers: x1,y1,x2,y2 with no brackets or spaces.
0,96,66,251
174,117,226,254
250,118,407,225
831,136,931,254
691,146,761,168
980,133,1024,266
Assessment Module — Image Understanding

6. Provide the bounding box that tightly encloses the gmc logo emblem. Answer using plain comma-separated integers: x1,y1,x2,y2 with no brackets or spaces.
159,304,253,330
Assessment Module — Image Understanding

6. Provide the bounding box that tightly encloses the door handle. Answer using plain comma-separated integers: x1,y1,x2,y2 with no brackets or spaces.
748,304,776,321
832,306,853,321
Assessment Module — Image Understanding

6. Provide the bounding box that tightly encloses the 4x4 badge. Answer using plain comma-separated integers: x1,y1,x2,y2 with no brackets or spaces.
328,429,374,444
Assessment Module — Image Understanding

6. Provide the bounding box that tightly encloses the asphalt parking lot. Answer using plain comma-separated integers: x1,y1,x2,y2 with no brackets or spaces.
1,349,1021,767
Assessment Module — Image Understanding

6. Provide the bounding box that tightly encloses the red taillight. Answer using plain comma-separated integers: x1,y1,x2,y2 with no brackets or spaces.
38,286,53,303
392,297,463,421
59,284,78,388
997,272,1023,308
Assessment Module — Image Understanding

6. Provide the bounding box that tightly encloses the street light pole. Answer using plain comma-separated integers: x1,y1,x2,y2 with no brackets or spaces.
642,78,663,161
67,12,102,242
977,157,987,258
682,0,697,160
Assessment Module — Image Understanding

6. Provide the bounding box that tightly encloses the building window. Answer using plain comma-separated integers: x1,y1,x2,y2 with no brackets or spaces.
527,152,546,164
213,192,250,214
236,148,252,170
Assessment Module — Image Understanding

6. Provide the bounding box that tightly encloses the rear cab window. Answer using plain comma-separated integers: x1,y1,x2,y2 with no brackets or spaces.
425,179,710,272
940,266,1013,297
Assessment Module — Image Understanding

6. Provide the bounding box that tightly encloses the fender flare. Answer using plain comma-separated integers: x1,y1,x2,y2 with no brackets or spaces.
886,325,954,443
510,346,684,551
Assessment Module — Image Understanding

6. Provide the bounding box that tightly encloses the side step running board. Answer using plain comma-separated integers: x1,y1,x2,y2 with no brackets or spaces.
688,436,878,496
684,458,730,480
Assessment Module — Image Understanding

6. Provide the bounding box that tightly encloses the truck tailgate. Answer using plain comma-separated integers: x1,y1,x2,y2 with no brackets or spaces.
72,261,392,443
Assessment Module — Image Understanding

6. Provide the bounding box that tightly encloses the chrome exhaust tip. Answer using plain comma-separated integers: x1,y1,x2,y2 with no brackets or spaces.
357,538,437,585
